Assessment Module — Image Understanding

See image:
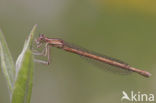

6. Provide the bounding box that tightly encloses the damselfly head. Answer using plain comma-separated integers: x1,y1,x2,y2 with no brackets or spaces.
37,34,46,42
39,34,46,39
35,34,46,48
37,34,45,41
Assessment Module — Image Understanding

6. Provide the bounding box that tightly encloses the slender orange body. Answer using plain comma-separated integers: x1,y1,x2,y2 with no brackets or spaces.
35,34,151,78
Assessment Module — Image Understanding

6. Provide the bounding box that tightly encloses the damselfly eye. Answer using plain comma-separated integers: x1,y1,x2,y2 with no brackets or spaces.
39,34,45,40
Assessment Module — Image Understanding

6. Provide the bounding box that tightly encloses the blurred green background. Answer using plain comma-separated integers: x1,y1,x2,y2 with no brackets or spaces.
0,0,156,103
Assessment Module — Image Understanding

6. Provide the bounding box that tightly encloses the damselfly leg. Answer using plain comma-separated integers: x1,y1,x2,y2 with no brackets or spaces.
33,41,51,65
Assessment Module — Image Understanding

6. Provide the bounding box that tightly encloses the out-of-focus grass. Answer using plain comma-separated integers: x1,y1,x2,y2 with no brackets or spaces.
0,25,36,103
94,0,156,14
0,29,15,93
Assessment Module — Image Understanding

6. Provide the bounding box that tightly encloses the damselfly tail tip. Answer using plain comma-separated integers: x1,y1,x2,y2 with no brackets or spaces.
147,72,152,77
142,71,152,78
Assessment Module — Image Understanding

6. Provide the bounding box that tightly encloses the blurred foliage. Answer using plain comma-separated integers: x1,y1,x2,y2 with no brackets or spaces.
0,30,15,93
0,25,36,103
95,0,156,14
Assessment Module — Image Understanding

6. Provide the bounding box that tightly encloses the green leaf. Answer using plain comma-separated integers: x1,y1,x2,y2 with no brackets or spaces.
16,24,37,71
12,50,34,103
11,24,37,103
0,29,16,93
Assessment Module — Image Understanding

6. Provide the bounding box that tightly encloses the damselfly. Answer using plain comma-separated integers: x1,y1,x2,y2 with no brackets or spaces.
33,34,151,78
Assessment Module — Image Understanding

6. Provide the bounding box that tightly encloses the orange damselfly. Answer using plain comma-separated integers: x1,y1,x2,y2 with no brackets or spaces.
33,34,151,78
